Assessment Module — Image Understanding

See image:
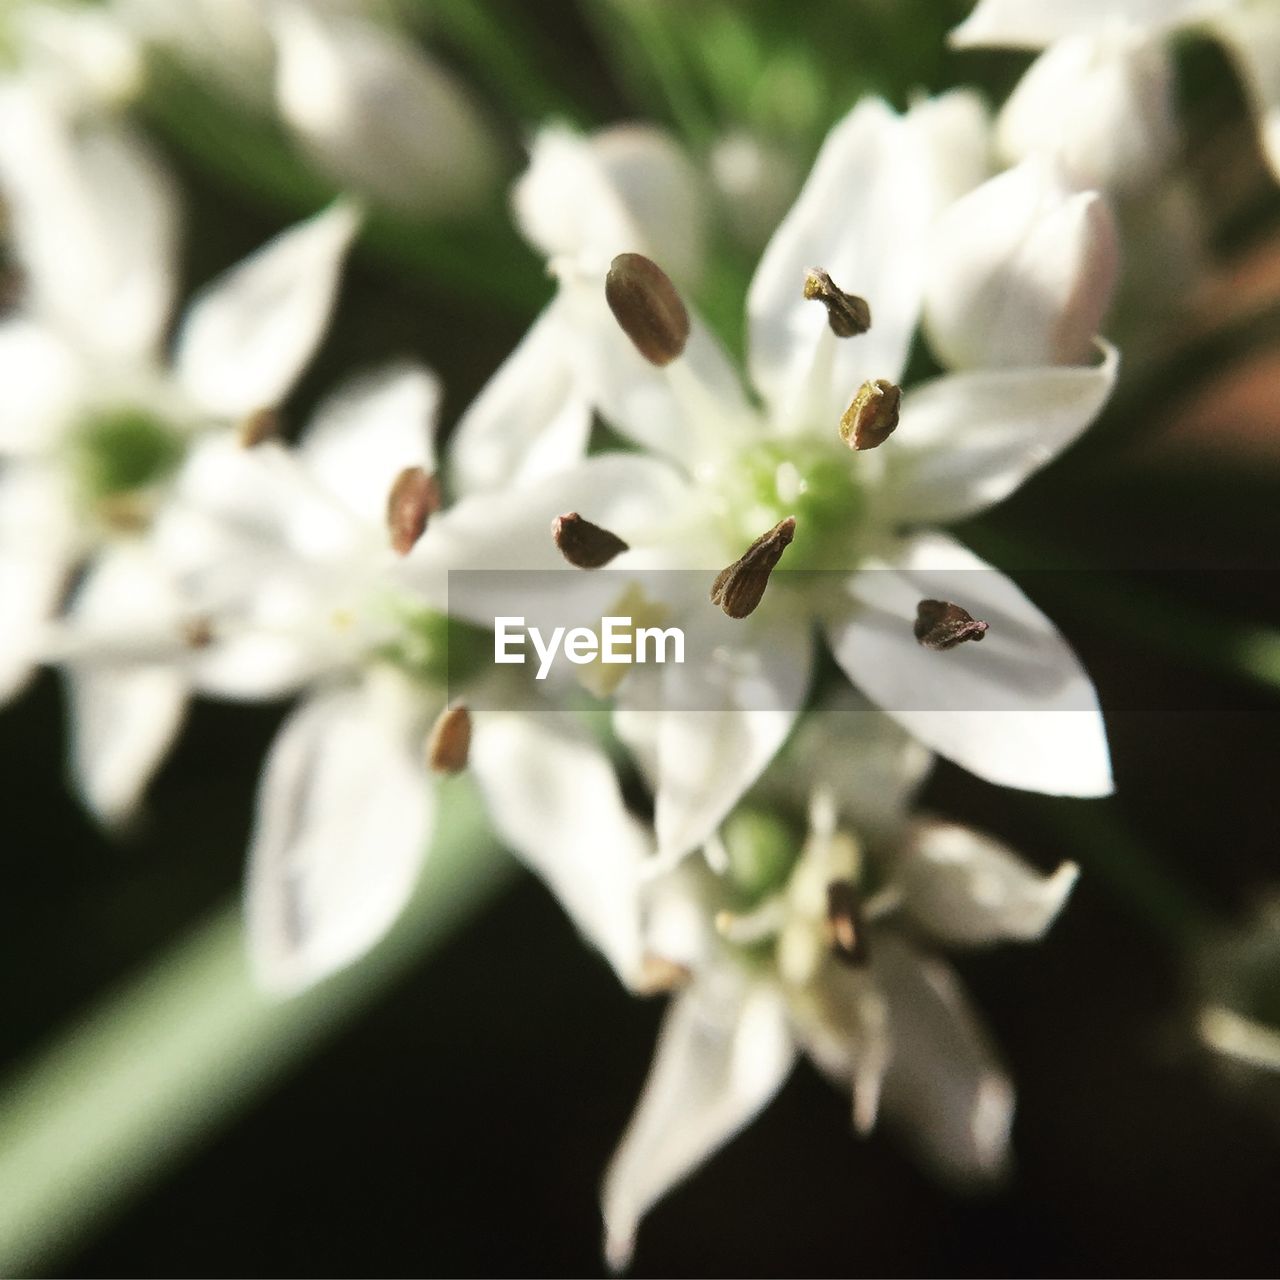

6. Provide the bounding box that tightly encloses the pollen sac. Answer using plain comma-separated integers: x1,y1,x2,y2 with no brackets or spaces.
914,599,990,650
427,702,471,774
387,465,441,556
804,267,871,337
826,880,869,966
552,511,630,569
237,406,280,449
636,952,692,996
711,516,796,619
840,378,901,451
605,251,690,367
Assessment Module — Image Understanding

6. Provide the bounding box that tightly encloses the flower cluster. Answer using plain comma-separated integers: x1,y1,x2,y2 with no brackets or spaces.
0,0,1274,1270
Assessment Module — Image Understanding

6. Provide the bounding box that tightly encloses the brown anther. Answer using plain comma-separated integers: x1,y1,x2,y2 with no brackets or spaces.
840,378,901,451
426,702,471,774
181,616,214,650
913,599,989,650
387,466,440,556
804,267,871,337
635,952,692,996
551,511,630,569
826,880,869,966
605,252,690,367
710,516,796,619
237,406,280,448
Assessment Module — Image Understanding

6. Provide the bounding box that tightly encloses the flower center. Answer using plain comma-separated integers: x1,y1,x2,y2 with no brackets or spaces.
378,602,491,691
720,440,867,572
70,406,185,518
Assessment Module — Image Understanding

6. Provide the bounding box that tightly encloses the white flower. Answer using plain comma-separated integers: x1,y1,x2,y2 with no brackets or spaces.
429,98,1118,866
0,84,357,801
601,702,1079,1269
952,0,1280,184
59,362,651,994
114,0,501,216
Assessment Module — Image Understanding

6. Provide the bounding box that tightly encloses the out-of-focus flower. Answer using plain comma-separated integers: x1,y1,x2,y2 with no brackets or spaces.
431,99,1117,865
600,702,1079,1268
56,364,649,994
1197,896,1280,1074
0,84,357,810
116,0,501,217
952,0,1280,184
0,1,142,111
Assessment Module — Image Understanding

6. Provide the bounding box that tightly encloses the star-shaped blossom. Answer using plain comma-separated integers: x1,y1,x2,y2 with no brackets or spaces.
952,0,1280,186
427,98,1120,865
0,83,358,801
55,361,649,994
599,699,1079,1269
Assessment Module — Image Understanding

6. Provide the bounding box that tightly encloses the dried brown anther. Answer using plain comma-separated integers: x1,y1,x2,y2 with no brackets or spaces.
840,378,901,451
427,702,471,774
913,599,989,650
804,267,871,338
605,252,690,367
826,880,869,966
238,406,280,449
551,511,630,569
387,465,441,556
710,516,796,619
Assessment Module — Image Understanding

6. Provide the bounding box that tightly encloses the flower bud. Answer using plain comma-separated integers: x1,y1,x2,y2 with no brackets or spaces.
924,158,1119,370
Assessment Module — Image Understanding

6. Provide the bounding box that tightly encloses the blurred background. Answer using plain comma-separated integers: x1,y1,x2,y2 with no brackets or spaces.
2,0,1279,1274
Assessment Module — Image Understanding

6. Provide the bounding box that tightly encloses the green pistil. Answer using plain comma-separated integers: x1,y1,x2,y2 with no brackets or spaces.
380,605,491,689
726,441,866,571
72,407,185,506
722,806,801,906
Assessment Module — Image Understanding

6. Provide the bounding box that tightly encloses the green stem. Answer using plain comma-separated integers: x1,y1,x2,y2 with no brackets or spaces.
0,779,514,1277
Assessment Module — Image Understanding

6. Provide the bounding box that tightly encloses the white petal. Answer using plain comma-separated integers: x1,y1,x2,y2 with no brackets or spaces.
924,158,1119,371
175,200,360,418
514,123,706,284
602,969,794,1270
245,672,435,995
747,94,987,433
1210,7,1280,184
950,0,1227,48
638,601,813,865
62,543,190,823
0,87,177,359
0,318,81,454
882,340,1118,523
997,25,1177,193
298,360,441,528
469,710,650,983
875,932,1014,1183
448,301,592,497
824,531,1113,796
766,690,933,842
272,2,497,215
894,819,1079,945
12,3,143,109
0,462,76,701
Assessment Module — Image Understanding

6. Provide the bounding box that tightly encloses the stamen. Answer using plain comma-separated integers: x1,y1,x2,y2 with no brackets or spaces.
181,617,214,650
913,599,989,650
804,267,871,337
387,466,441,556
426,702,471,774
237,406,280,448
710,516,796,619
826,880,870,966
635,952,692,996
551,511,630,569
840,379,901,451
605,252,690,367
